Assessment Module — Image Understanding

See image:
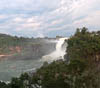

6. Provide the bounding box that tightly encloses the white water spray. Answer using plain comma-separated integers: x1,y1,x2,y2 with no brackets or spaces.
42,38,68,61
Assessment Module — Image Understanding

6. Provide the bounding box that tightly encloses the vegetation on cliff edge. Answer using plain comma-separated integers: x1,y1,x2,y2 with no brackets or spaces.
0,27,100,88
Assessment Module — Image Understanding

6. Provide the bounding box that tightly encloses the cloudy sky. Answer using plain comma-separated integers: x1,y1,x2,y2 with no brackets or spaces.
0,0,100,37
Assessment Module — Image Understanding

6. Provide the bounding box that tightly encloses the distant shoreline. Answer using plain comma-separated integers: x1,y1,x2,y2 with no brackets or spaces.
0,54,12,59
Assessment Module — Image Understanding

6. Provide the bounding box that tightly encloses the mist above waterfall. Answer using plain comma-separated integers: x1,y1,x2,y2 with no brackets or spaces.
0,36,68,81
42,38,68,61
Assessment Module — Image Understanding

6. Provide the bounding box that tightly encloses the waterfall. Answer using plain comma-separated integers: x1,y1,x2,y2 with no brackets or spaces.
42,38,68,62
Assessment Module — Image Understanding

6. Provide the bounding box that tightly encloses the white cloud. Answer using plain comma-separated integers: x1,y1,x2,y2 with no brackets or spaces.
73,11,100,28
0,0,100,37
36,32,45,38
70,0,100,20
13,17,25,22
0,15,7,19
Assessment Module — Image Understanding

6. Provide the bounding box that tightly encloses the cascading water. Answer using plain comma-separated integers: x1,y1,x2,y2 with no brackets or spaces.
42,38,68,61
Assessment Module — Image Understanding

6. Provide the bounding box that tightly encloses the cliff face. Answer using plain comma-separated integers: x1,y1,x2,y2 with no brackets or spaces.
0,41,56,60
0,33,56,60
9,46,22,53
29,43,56,59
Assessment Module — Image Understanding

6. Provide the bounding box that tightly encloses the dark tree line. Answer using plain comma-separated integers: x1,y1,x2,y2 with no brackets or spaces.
0,27,100,88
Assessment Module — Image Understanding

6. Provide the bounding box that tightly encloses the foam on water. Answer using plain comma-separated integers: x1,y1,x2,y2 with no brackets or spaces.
0,38,68,81
42,38,68,61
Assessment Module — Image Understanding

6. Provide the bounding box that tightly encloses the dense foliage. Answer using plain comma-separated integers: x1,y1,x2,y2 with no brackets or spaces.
0,27,100,88
0,34,56,59
0,34,31,54
66,27,100,64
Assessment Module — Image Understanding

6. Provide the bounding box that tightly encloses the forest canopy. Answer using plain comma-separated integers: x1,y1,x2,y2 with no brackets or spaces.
0,27,100,88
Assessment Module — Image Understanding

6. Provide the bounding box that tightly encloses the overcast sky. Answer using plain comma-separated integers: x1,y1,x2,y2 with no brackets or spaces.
0,0,100,37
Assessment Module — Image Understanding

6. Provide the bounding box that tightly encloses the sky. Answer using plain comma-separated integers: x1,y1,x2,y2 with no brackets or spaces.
0,0,100,37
